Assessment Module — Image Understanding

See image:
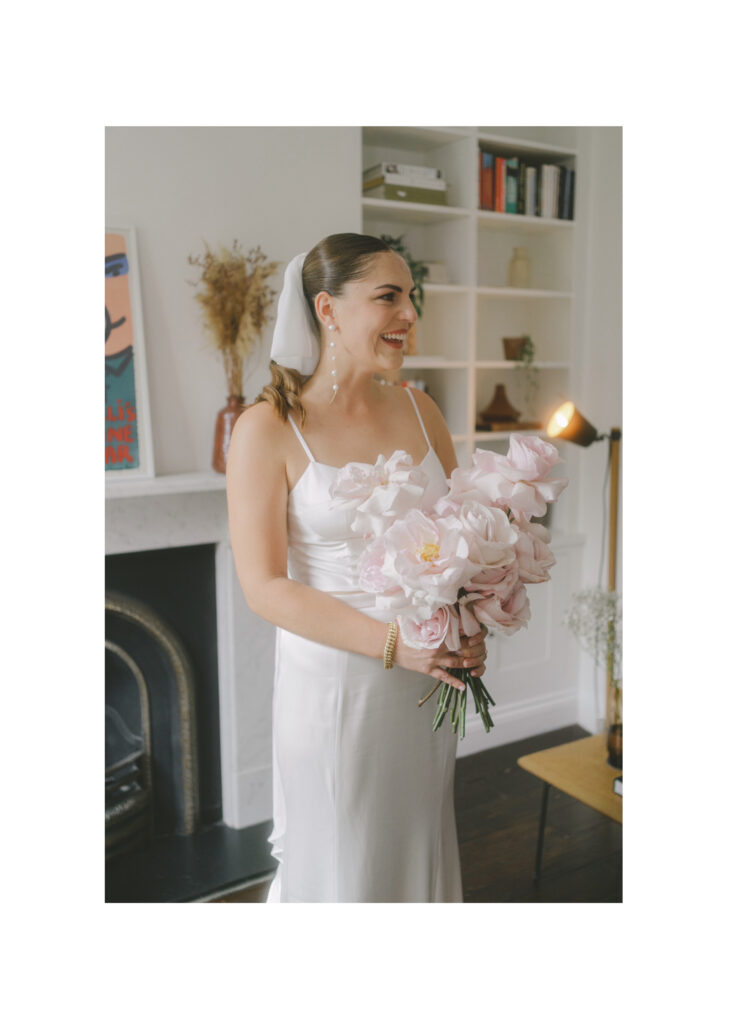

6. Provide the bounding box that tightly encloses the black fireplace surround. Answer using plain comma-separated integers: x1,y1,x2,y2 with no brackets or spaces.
105,544,275,902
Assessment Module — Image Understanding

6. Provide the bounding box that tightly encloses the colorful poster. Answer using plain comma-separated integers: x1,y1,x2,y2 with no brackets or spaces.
105,228,153,478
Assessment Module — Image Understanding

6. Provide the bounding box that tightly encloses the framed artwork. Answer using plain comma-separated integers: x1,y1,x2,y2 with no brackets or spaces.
105,226,155,479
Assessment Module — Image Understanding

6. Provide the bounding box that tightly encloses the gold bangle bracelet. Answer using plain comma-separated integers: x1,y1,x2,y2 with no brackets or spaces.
383,620,399,669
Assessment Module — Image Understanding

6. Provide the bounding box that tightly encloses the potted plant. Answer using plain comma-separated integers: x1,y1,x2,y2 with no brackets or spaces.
563,587,622,768
188,241,279,472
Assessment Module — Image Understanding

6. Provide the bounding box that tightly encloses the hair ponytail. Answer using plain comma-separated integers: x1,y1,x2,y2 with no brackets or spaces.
253,359,309,425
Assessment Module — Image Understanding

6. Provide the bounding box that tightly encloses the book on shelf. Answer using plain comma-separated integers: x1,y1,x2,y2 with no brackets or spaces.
505,157,519,214
540,164,563,219
518,163,526,214
540,165,552,218
363,161,442,181
362,171,447,192
479,148,574,220
479,150,494,211
495,157,505,212
526,166,538,217
363,182,447,206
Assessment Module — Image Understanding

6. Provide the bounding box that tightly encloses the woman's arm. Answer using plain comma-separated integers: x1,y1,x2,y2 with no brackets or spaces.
226,402,389,659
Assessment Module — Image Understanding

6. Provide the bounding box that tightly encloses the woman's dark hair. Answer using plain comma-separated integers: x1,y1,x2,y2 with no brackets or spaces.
254,233,392,425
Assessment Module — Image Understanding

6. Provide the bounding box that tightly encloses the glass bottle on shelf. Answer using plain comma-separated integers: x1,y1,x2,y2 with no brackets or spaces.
508,246,531,288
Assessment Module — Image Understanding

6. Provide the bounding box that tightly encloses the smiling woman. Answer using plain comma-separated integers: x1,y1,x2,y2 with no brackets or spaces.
224,232,485,903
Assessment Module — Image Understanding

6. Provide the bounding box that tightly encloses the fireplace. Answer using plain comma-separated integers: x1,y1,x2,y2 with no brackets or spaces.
105,479,278,902
105,585,201,859
106,543,219,830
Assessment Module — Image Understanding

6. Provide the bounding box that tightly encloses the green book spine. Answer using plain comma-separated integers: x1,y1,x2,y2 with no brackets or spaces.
506,157,520,214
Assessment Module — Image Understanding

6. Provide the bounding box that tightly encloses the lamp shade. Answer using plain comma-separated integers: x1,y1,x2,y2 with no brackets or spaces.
546,401,598,447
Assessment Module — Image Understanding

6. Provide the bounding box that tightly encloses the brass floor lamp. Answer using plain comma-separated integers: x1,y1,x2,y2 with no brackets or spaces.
547,401,622,766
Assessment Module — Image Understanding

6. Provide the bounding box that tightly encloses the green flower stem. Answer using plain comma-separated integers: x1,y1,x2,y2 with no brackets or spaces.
418,679,442,707
470,674,495,733
429,667,497,738
477,686,495,731
433,682,452,731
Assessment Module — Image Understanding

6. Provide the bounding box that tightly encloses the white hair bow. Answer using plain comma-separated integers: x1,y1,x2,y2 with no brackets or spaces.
269,252,322,376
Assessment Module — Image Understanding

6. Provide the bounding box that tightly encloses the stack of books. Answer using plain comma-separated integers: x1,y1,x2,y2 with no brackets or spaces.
479,150,575,220
363,162,447,206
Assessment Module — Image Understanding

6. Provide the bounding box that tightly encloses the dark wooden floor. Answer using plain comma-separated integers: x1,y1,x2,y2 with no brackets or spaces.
210,724,622,903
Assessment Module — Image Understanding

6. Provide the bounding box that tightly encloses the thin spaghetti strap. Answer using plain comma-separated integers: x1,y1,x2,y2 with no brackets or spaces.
404,386,432,450
288,414,316,463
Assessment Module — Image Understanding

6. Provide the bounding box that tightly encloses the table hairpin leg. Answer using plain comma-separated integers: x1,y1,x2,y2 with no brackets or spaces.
533,782,551,881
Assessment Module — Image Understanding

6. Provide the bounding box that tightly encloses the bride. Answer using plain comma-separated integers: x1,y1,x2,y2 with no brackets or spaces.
226,232,487,902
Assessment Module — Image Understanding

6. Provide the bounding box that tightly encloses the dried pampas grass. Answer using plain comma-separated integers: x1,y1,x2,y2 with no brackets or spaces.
188,241,279,397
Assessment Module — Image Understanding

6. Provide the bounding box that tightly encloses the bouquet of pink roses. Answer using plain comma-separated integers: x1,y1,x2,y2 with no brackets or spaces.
329,436,568,739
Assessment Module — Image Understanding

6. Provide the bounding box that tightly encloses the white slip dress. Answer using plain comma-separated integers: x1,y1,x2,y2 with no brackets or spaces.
265,387,463,902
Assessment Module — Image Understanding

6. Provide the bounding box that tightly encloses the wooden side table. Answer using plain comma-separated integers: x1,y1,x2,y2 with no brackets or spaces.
517,733,622,880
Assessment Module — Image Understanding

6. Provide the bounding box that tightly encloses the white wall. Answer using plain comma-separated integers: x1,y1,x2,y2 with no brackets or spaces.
105,127,361,474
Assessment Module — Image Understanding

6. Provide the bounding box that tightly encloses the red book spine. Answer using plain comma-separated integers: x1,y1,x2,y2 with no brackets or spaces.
480,153,496,211
485,159,494,211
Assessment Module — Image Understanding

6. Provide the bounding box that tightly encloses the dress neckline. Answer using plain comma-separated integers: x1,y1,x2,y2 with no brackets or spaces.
289,445,437,499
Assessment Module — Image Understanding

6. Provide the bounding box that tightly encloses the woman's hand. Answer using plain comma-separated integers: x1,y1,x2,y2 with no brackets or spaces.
394,624,488,691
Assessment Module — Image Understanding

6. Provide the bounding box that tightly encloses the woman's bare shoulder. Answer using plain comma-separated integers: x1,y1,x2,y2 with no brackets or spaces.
407,386,446,432
227,400,291,471
406,385,457,473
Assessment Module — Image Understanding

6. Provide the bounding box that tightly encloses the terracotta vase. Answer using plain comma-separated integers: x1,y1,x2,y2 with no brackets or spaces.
212,395,245,474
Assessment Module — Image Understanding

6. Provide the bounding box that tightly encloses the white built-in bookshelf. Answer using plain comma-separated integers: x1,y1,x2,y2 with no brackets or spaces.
359,126,578,494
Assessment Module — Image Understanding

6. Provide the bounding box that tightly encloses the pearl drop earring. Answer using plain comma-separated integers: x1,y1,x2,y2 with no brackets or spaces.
327,322,338,404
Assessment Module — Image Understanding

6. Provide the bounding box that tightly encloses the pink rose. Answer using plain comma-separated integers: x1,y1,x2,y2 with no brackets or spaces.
442,457,514,510
468,582,531,636
397,607,452,650
442,500,518,568
464,561,521,601
467,436,569,520
365,508,477,619
330,450,429,537
358,535,401,596
452,600,482,640
506,435,563,480
513,520,556,584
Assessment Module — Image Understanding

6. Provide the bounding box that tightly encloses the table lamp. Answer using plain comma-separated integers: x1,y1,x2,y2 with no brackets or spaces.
546,401,622,767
